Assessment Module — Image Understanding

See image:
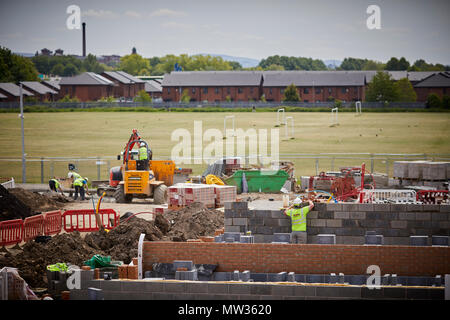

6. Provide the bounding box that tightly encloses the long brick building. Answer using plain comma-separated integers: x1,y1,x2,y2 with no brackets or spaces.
161,70,447,103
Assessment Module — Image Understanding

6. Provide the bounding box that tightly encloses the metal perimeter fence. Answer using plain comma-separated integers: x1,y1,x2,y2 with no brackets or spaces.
1,153,449,184
0,101,427,110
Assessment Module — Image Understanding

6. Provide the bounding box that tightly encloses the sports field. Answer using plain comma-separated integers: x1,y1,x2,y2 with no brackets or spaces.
0,112,449,182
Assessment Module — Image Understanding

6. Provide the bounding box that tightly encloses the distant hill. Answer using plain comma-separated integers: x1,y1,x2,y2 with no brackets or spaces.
14,52,35,58
199,53,260,68
323,59,342,69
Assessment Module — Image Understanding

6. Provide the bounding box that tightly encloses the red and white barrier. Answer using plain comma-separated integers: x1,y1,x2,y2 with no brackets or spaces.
23,214,44,242
62,209,119,232
0,219,23,247
43,210,62,236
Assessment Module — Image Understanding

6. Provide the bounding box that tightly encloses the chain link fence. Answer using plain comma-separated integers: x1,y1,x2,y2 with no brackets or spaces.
1,153,449,184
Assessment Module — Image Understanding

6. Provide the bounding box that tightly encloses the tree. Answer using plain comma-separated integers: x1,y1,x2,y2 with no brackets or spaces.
0,46,39,82
394,78,417,102
365,71,399,102
62,63,78,76
50,63,64,76
266,64,285,71
134,90,152,103
426,93,442,108
442,95,450,109
258,55,327,70
340,57,368,70
82,54,105,73
385,57,409,70
282,83,300,102
119,54,151,76
180,89,191,103
229,61,242,70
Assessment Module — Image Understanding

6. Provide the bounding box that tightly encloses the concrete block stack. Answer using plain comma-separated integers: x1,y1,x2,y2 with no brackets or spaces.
393,160,450,188
224,201,291,243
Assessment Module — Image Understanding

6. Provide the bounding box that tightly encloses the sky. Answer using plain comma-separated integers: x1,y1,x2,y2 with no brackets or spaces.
0,0,449,65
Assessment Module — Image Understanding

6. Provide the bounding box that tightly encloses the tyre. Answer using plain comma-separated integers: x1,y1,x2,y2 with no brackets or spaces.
153,184,168,204
113,185,125,203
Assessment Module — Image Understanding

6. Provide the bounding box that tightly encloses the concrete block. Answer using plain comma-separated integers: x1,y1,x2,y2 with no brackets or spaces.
399,212,416,220
293,285,316,297
224,202,233,210
287,272,296,282
423,204,440,212
224,218,233,226
440,205,450,213
329,273,337,284
225,226,241,233
249,217,263,225
233,218,248,226
338,273,345,284
317,234,336,244
308,211,318,219
233,270,240,281
239,235,254,243
432,212,448,221
214,235,223,242
310,219,326,227
223,232,241,242
224,209,234,219
263,218,279,227
87,287,104,300
241,270,251,282
410,236,428,246
372,203,391,212
256,226,272,235
273,233,290,243
350,211,366,220
186,282,208,293
254,210,271,218
405,204,423,212
232,201,248,210
326,203,342,211
334,211,350,219
318,211,334,219
391,220,407,229
306,275,324,283
433,275,442,287
165,282,187,293
143,281,164,292
250,273,268,282
250,284,272,296
325,219,342,228
365,235,384,245
270,210,285,219
272,285,295,297
278,218,291,227
173,260,194,271
416,212,431,221
275,272,287,282
229,283,252,295
432,235,449,246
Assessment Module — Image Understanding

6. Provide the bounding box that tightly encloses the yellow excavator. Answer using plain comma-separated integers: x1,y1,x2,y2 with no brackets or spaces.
103,129,175,204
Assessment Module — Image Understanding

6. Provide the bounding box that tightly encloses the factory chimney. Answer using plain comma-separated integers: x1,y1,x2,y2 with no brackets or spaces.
82,22,86,57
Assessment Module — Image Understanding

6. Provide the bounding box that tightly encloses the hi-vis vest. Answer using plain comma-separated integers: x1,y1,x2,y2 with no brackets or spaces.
139,146,148,160
286,206,310,232
50,179,60,189
71,172,82,180
73,178,87,187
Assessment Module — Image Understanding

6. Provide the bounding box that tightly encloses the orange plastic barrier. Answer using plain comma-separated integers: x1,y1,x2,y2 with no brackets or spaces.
23,214,44,242
62,209,119,232
0,219,24,246
43,210,62,236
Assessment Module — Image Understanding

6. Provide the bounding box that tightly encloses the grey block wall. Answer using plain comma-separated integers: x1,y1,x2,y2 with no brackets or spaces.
70,279,445,300
224,202,450,245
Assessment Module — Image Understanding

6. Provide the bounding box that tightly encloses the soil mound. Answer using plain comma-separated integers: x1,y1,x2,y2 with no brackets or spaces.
163,202,224,241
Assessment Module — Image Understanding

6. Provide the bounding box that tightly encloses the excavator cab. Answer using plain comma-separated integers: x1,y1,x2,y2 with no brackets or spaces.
112,129,175,204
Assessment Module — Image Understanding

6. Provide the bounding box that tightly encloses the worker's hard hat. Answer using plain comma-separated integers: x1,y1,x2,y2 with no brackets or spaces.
293,198,302,207
84,177,89,181
68,172,73,178
140,142,146,147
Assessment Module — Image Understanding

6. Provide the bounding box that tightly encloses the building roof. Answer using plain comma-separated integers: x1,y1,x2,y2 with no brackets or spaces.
42,80,60,91
162,71,263,87
102,71,135,84
262,71,366,87
145,80,162,93
114,71,146,83
407,72,438,82
20,81,58,95
0,83,34,96
0,93,7,99
414,72,450,88
59,72,114,86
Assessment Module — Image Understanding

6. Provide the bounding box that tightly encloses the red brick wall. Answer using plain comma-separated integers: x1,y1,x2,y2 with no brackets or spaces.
162,86,261,102
143,242,450,276
59,85,113,101
414,87,449,102
263,86,365,102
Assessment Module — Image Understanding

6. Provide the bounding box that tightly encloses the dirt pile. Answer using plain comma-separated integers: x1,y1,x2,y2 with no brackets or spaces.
0,186,72,222
163,202,224,241
0,202,224,289
0,232,100,288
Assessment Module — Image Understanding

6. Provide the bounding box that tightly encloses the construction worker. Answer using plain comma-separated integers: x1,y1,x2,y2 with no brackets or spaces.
48,178,63,194
284,198,314,244
73,177,90,200
68,171,82,182
138,142,149,170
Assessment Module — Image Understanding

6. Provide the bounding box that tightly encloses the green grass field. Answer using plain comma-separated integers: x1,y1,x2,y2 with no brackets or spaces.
0,112,449,183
